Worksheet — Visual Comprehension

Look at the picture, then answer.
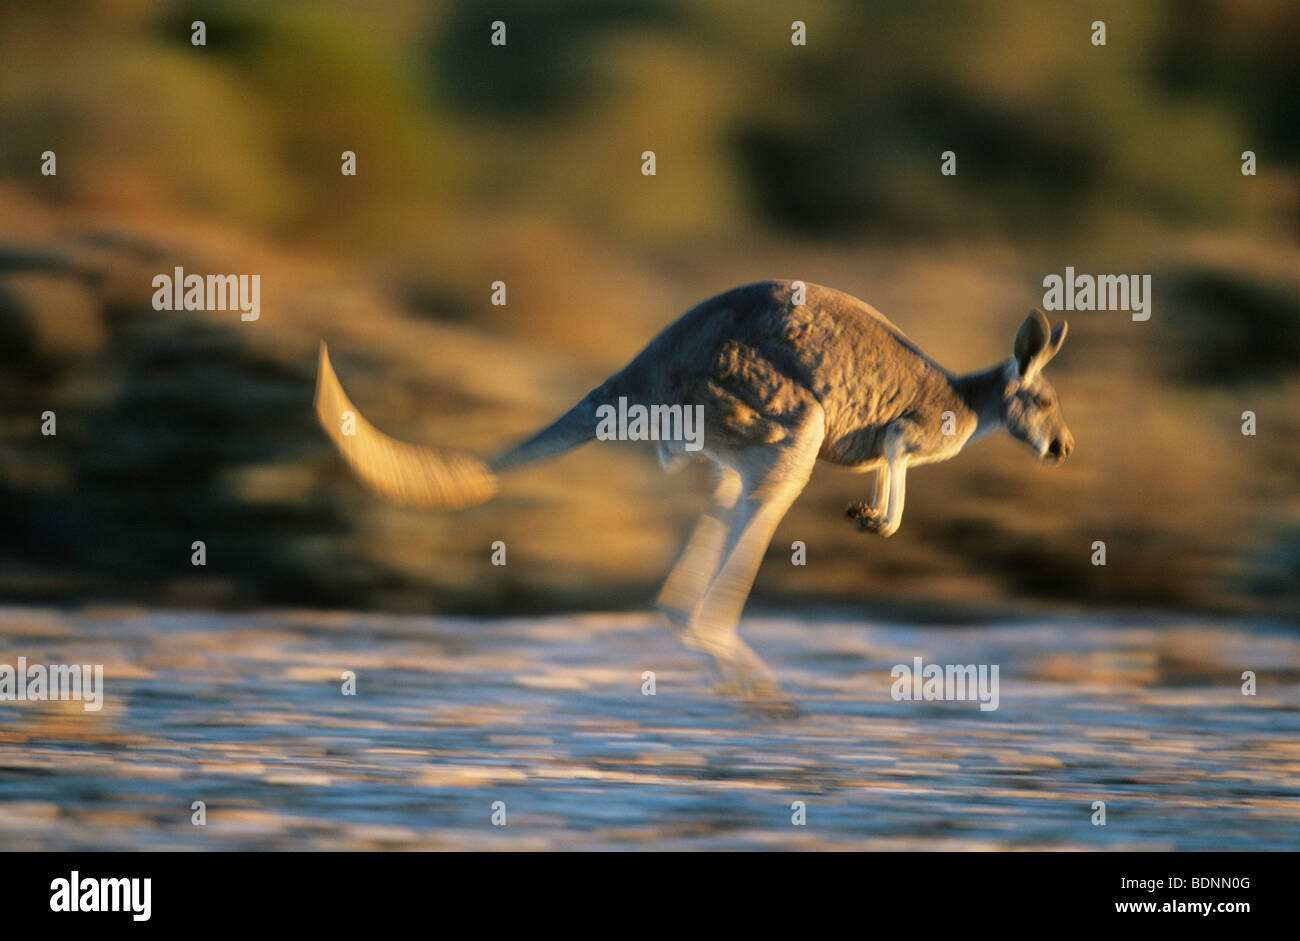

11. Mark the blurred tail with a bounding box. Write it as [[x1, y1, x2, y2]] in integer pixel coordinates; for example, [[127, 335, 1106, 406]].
[[488, 388, 605, 474], [314, 342, 498, 509]]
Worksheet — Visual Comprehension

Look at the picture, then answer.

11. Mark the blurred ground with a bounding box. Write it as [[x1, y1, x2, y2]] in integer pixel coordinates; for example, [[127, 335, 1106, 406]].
[[0, 605, 1296, 851]]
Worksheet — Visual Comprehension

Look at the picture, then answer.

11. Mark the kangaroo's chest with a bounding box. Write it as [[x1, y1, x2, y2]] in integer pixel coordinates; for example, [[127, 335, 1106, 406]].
[[820, 416, 975, 469]]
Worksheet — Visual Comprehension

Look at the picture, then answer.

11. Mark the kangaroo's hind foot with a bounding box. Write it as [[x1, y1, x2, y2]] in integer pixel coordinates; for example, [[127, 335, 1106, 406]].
[[658, 607, 795, 713]]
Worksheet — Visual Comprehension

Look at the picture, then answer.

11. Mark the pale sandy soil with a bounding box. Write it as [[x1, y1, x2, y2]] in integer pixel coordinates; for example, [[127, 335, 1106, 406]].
[[0, 606, 1297, 850]]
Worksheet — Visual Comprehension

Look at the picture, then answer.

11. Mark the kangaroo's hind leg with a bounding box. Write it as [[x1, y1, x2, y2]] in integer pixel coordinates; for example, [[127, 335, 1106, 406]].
[[656, 463, 743, 631], [685, 409, 825, 707]]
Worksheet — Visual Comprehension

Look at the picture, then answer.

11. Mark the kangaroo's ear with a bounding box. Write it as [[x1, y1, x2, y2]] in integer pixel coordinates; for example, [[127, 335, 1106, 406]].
[[1013, 308, 1051, 377], [1044, 319, 1068, 363]]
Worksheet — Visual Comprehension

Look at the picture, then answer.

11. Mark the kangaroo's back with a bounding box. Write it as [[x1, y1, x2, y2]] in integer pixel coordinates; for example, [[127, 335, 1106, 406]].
[[610, 281, 952, 457]]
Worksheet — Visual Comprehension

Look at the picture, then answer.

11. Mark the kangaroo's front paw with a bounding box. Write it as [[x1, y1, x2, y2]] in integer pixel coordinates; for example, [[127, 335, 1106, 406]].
[[845, 501, 887, 534]]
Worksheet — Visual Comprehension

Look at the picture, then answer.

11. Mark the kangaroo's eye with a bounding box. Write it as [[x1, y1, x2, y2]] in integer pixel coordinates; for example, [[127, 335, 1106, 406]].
[[1034, 395, 1054, 409]]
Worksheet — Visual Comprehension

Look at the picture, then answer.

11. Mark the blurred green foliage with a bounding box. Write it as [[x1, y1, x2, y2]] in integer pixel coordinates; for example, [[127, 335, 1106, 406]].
[[4, 0, 1295, 245]]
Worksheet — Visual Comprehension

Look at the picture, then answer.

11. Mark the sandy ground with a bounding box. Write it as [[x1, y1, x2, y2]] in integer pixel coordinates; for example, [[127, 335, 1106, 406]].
[[0, 605, 1297, 850]]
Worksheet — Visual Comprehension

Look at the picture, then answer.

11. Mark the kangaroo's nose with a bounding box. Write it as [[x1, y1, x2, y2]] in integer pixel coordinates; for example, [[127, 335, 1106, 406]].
[[1048, 437, 1073, 460]]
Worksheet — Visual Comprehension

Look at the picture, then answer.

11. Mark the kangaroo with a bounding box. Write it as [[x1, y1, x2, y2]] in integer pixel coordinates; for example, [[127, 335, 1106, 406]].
[[315, 280, 1073, 709]]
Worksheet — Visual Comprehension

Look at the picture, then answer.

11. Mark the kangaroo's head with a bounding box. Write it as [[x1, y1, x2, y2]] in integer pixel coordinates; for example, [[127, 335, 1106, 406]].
[[1002, 308, 1073, 464]]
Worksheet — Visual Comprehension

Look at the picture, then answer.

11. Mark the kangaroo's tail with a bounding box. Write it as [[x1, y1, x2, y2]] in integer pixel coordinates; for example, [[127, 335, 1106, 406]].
[[315, 342, 613, 509], [315, 342, 498, 509], [487, 386, 607, 475]]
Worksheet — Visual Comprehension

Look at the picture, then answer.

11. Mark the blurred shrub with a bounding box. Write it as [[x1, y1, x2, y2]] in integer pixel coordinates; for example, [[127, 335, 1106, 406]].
[[1156, 267, 1300, 386]]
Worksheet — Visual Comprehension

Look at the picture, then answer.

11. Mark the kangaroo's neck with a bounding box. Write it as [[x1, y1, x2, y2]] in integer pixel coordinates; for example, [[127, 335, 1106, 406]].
[[950, 361, 1008, 443]]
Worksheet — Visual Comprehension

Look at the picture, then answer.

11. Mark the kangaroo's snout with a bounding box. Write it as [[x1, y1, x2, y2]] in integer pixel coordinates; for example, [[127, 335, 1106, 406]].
[[1045, 430, 1074, 463]]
